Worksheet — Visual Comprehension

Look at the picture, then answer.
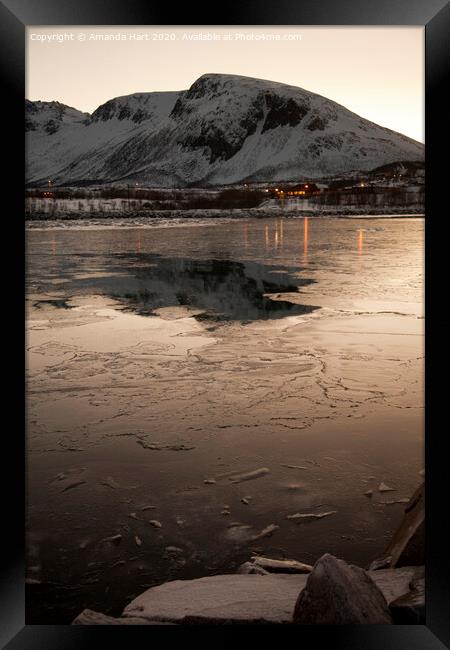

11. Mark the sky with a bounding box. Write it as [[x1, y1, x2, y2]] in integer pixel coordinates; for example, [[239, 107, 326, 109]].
[[26, 26, 424, 142]]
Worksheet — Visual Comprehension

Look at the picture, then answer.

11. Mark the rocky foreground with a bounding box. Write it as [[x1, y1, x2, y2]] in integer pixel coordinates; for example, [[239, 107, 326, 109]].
[[72, 482, 424, 625]]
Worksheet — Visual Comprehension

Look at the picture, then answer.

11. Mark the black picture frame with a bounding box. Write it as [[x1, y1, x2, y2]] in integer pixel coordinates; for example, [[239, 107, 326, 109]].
[[1, 0, 449, 647]]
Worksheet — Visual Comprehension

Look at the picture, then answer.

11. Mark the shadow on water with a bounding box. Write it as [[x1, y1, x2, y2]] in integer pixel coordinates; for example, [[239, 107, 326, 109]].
[[108, 254, 320, 323]]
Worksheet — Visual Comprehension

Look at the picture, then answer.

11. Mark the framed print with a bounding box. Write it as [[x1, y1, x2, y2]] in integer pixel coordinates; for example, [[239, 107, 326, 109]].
[[1, 0, 449, 647]]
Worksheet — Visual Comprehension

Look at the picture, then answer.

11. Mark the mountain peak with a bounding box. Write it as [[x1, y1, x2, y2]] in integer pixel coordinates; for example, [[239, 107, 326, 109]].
[[25, 100, 89, 134], [187, 72, 307, 97]]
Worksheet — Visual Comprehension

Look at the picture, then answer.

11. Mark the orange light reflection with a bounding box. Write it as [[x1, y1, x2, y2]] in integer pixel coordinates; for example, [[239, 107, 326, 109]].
[[358, 229, 364, 255], [303, 217, 309, 263]]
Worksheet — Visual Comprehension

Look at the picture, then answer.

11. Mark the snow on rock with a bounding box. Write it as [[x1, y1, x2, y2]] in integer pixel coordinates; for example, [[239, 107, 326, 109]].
[[26, 73, 424, 187]]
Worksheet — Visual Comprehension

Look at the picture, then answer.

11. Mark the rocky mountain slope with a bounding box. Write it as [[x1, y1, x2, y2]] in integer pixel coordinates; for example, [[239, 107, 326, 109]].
[[26, 74, 424, 187]]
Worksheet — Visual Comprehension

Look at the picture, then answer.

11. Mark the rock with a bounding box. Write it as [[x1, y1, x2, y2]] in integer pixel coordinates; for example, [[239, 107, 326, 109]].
[[281, 464, 308, 470], [368, 566, 423, 604], [123, 574, 308, 623], [364, 490, 373, 497], [72, 609, 173, 625], [135, 536, 142, 546], [203, 479, 216, 485], [149, 520, 162, 528], [369, 556, 392, 571], [369, 482, 424, 570], [237, 562, 269, 575], [293, 554, 392, 624], [411, 569, 425, 585], [120, 566, 419, 625], [286, 511, 336, 523], [228, 468, 270, 483], [389, 575, 425, 624], [378, 482, 395, 492], [241, 498, 250, 505], [250, 556, 313, 574]]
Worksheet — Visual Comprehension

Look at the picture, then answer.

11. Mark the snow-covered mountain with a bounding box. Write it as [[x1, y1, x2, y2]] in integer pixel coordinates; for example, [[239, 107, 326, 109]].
[[26, 74, 424, 187]]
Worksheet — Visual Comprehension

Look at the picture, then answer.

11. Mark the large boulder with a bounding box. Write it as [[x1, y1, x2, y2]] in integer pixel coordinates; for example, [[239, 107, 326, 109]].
[[369, 482, 424, 570], [293, 554, 392, 624]]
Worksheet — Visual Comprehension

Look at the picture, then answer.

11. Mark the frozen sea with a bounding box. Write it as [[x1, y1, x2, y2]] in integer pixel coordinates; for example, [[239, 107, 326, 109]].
[[25, 215, 424, 622]]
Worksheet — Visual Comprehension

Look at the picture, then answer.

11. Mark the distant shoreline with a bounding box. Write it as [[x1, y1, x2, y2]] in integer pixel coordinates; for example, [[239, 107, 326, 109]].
[[25, 209, 425, 223]]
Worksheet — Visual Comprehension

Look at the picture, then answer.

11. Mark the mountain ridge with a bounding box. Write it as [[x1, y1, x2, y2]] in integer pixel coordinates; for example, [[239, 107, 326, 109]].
[[26, 73, 424, 187]]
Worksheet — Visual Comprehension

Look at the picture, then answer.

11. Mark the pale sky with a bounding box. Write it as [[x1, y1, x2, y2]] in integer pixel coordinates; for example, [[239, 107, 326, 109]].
[[26, 26, 424, 142]]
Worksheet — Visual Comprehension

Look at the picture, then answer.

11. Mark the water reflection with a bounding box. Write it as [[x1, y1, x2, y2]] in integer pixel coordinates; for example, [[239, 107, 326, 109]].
[[243, 224, 249, 248], [358, 229, 364, 255], [263, 220, 285, 250], [109, 255, 318, 323], [303, 217, 309, 263]]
